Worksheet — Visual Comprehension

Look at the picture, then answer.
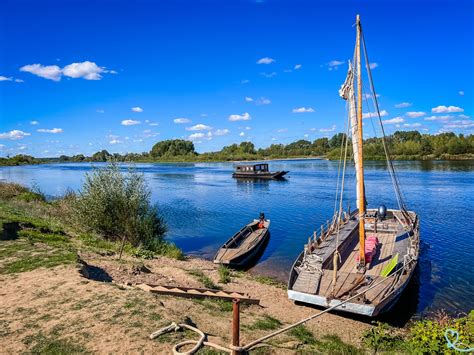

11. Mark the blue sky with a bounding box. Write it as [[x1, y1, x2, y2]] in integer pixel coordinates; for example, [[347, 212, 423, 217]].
[[0, 0, 472, 157]]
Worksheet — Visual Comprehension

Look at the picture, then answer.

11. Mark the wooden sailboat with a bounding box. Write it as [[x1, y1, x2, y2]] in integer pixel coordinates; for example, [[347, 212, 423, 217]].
[[287, 15, 420, 317]]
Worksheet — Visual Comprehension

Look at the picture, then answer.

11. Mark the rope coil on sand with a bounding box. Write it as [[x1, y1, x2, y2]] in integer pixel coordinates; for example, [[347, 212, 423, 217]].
[[149, 262, 412, 354]]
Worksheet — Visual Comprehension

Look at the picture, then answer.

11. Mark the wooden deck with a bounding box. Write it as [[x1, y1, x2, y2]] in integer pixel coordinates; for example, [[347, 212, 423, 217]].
[[291, 215, 411, 305]]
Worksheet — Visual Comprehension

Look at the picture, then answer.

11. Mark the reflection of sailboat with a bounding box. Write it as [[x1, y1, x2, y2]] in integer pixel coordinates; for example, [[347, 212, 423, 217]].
[[287, 15, 420, 317]]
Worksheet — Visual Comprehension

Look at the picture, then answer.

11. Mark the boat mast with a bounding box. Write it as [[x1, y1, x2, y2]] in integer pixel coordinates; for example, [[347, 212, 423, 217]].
[[356, 14, 366, 268]]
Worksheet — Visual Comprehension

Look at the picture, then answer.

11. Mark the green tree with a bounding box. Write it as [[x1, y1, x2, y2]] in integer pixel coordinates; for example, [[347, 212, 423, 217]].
[[150, 139, 196, 158]]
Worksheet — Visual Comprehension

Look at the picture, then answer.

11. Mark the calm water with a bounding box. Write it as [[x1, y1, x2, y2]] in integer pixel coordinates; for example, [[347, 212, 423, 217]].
[[1, 160, 473, 316]]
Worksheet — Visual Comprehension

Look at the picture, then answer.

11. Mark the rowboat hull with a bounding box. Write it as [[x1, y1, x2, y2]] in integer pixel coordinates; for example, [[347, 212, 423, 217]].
[[214, 219, 270, 267]]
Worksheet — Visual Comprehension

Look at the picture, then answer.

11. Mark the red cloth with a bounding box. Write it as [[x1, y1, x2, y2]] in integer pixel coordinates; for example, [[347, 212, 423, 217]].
[[356, 236, 379, 263]]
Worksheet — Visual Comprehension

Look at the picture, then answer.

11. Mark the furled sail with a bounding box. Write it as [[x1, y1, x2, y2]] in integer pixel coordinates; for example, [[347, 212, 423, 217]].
[[339, 62, 361, 210]]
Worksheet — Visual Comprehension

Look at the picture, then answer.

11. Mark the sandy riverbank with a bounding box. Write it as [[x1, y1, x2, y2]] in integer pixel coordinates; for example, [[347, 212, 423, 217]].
[[0, 251, 370, 353]]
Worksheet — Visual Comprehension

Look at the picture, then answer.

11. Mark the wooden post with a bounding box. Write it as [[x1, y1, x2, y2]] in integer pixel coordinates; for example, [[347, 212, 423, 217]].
[[232, 299, 240, 355], [321, 225, 324, 241]]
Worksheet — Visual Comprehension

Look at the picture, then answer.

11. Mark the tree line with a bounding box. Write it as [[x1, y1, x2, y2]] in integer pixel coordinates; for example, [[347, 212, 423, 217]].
[[1, 131, 473, 166]]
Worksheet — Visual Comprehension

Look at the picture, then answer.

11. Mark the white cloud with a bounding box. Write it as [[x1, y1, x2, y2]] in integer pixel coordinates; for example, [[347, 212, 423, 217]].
[[369, 63, 378, 69], [15, 79, 24, 83], [189, 132, 205, 140], [245, 97, 254, 102], [37, 128, 63, 133], [96, 109, 105, 113], [257, 97, 271, 105], [186, 124, 212, 131], [292, 107, 315, 113], [328, 60, 344, 67], [62, 61, 107, 80], [241, 79, 250, 84], [0, 130, 31, 140], [149, 122, 159, 126], [294, 64, 302, 70], [382, 117, 404, 124], [174, 117, 191, 124], [0, 76, 12, 81], [20, 61, 114, 81], [431, 105, 464, 113], [406, 111, 426, 118], [320, 125, 336, 132], [362, 110, 389, 119], [109, 139, 122, 144], [458, 114, 470, 119], [228, 112, 251, 121], [403, 123, 422, 128], [260, 72, 277, 78], [121, 119, 141, 126], [395, 102, 412, 108], [257, 57, 275, 64], [245, 126, 251, 130], [214, 129, 230, 136], [441, 120, 474, 130], [424, 115, 453, 121], [363, 93, 381, 99], [30, 120, 39, 125], [239, 132, 245, 137], [20, 64, 62, 81], [459, 91, 464, 96], [326, 60, 344, 70], [131, 106, 143, 113], [277, 128, 288, 133]]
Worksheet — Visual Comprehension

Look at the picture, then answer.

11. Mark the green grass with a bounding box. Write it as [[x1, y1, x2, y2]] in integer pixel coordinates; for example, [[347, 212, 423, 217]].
[[253, 275, 286, 289], [24, 333, 88, 354], [18, 229, 70, 247], [0, 251, 77, 274], [217, 265, 231, 284], [289, 325, 317, 345], [248, 315, 282, 330], [188, 269, 221, 290], [193, 298, 233, 313]]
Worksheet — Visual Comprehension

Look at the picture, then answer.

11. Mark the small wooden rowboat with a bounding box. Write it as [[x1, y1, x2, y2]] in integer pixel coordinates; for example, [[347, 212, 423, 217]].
[[214, 217, 270, 267]]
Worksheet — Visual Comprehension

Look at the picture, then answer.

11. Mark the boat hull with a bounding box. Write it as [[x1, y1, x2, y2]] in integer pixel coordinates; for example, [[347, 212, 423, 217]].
[[214, 220, 271, 267], [215, 230, 270, 267], [232, 171, 288, 179]]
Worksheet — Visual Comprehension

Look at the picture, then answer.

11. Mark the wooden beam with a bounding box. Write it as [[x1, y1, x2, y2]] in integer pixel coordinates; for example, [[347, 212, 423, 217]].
[[137, 284, 260, 305]]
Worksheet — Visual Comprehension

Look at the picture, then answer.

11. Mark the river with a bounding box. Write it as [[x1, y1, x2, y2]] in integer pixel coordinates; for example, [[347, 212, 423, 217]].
[[1, 159, 473, 317]]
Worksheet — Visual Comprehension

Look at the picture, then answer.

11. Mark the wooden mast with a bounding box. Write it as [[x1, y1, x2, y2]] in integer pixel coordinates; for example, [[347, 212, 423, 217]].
[[356, 14, 366, 267]]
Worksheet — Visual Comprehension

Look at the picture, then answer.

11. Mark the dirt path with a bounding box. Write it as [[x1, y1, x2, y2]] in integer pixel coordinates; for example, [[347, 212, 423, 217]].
[[0, 253, 370, 353]]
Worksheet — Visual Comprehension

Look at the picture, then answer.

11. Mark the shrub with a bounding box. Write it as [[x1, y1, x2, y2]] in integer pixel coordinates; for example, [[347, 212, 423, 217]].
[[0, 182, 28, 200], [72, 162, 168, 258], [218, 265, 231, 284]]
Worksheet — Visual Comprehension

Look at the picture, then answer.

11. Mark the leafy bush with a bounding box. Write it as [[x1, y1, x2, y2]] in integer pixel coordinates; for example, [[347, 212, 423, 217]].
[[362, 312, 474, 354], [407, 311, 473, 353], [72, 162, 168, 257], [362, 322, 404, 352]]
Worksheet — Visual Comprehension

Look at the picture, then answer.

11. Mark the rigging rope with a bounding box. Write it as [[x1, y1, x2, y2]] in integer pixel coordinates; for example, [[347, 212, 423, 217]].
[[360, 24, 409, 215]]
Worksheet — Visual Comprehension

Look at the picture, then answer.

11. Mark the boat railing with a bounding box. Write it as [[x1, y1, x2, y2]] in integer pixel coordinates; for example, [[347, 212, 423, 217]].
[[305, 210, 352, 252]]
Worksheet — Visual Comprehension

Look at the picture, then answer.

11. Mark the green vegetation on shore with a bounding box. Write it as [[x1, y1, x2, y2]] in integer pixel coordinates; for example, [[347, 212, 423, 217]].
[[1, 131, 473, 166], [0, 163, 183, 268]]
